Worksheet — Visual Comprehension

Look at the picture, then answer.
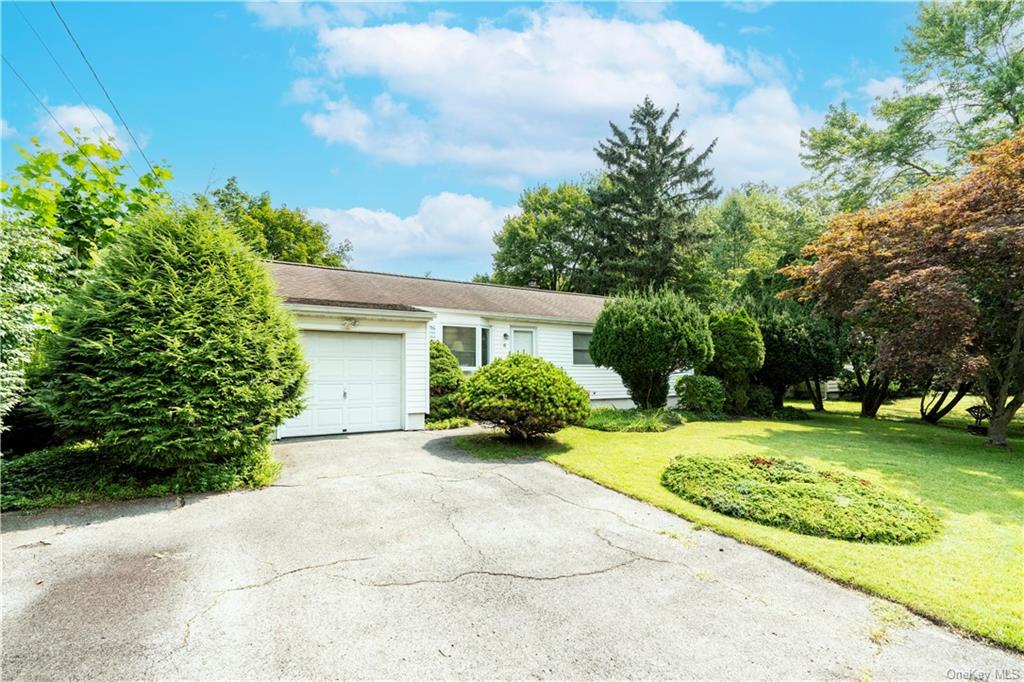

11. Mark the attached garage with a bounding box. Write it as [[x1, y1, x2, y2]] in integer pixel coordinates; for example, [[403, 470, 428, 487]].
[[279, 332, 404, 438]]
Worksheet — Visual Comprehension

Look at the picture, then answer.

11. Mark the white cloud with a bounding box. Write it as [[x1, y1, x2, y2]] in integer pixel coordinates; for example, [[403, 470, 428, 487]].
[[256, 3, 818, 189], [295, 6, 755, 179], [34, 104, 131, 152], [861, 76, 905, 100], [1, 118, 17, 139], [739, 25, 772, 34], [690, 86, 816, 188], [308, 192, 518, 269]]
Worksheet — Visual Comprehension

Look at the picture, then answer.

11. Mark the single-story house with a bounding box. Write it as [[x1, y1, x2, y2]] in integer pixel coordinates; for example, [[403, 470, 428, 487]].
[[268, 261, 638, 438]]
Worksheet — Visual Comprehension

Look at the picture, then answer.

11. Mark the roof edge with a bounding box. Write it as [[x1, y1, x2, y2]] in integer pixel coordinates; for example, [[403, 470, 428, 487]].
[[264, 260, 609, 301]]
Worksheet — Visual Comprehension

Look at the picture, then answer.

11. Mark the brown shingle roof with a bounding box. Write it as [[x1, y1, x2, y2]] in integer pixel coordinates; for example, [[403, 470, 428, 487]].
[[267, 261, 608, 322]]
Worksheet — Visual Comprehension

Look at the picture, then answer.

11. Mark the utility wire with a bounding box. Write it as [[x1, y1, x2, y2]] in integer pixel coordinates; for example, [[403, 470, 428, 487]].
[[2, 55, 111, 180], [48, 0, 157, 176], [14, 4, 141, 180]]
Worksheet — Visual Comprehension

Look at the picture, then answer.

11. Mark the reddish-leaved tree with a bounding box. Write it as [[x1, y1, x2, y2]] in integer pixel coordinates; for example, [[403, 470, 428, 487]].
[[788, 131, 1023, 445]]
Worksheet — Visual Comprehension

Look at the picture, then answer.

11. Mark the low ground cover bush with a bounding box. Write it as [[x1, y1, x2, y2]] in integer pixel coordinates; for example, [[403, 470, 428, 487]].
[[459, 354, 589, 440], [0, 442, 279, 511], [674, 375, 727, 414], [585, 408, 685, 433], [661, 454, 941, 544], [428, 340, 465, 422], [425, 416, 473, 431]]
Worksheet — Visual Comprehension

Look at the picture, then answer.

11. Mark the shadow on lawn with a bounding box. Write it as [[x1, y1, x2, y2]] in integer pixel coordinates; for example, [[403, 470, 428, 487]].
[[720, 412, 1024, 524], [426, 430, 571, 463]]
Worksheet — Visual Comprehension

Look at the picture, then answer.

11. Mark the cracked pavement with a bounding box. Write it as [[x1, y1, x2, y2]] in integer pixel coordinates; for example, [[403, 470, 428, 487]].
[[3, 428, 1020, 680]]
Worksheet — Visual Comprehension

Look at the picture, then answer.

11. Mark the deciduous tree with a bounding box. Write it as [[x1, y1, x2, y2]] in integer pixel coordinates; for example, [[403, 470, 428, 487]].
[[489, 183, 598, 292], [199, 177, 352, 267], [800, 0, 1023, 210], [788, 131, 1023, 444]]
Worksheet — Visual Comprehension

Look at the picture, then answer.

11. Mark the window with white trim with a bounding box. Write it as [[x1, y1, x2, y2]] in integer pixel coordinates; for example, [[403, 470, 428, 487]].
[[443, 326, 477, 367], [573, 332, 594, 365]]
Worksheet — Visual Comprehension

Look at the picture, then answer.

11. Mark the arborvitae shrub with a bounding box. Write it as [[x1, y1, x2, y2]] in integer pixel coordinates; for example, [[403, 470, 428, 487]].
[[37, 207, 306, 469], [428, 340, 465, 421]]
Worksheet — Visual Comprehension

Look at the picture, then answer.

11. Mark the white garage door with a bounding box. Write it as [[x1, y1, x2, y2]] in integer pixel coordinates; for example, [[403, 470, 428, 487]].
[[279, 332, 403, 438]]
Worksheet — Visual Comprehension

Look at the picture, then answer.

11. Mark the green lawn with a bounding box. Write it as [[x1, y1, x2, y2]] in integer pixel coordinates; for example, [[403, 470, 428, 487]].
[[454, 398, 1024, 650]]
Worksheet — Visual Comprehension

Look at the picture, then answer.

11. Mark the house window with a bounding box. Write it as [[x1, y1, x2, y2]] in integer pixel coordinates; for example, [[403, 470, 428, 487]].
[[481, 327, 490, 365], [573, 332, 594, 365], [443, 326, 477, 367]]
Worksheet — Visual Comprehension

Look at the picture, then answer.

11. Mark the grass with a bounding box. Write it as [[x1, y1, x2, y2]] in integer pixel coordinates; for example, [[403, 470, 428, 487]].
[[585, 407, 685, 432], [454, 397, 1024, 650], [1, 442, 281, 511]]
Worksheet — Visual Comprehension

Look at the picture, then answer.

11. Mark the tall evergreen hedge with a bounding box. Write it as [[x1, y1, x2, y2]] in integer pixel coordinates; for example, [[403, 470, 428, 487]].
[[37, 207, 307, 469]]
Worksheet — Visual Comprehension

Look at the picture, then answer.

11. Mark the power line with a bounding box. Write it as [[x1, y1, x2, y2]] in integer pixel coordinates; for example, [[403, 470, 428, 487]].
[[48, 0, 157, 176], [2, 55, 110, 181], [14, 4, 141, 180]]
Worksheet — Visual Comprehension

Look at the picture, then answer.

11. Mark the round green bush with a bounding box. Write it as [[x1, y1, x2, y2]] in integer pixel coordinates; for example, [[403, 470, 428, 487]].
[[458, 354, 589, 440], [661, 454, 941, 544], [428, 340, 465, 421], [705, 309, 765, 414], [746, 385, 775, 417], [590, 289, 713, 409], [37, 207, 306, 469], [674, 375, 727, 414]]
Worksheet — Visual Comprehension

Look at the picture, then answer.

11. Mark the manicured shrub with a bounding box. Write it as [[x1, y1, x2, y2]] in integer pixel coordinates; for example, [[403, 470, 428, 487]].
[[425, 416, 473, 431], [674, 375, 727, 414], [458, 354, 589, 440], [705, 309, 765, 414], [746, 385, 775, 417], [661, 454, 941, 544], [590, 289, 713, 409], [428, 340, 465, 422], [36, 207, 306, 470], [585, 408, 685, 433]]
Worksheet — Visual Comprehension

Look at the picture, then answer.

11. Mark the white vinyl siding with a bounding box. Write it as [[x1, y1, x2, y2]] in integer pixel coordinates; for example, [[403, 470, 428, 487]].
[[534, 324, 630, 401]]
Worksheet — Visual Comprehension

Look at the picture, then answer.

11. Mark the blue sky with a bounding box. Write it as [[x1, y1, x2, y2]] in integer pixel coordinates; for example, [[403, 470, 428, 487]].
[[2, 1, 918, 279]]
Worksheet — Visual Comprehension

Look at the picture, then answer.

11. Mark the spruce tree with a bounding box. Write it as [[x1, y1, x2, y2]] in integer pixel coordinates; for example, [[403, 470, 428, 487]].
[[589, 97, 720, 294]]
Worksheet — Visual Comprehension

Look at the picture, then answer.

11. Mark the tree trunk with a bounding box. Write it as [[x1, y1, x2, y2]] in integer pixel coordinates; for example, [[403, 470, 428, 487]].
[[920, 382, 971, 424], [770, 385, 785, 409], [804, 379, 825, 411], [860, 373, 889, 418], [987, 392, 1023, 447]]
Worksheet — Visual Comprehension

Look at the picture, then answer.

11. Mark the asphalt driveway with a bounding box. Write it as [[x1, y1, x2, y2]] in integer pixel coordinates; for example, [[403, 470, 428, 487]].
[[3, 429, 1020, 680]]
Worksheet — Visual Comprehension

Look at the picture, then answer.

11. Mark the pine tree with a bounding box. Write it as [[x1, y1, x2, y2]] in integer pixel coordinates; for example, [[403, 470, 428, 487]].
[[589, 97, 720, 294]]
